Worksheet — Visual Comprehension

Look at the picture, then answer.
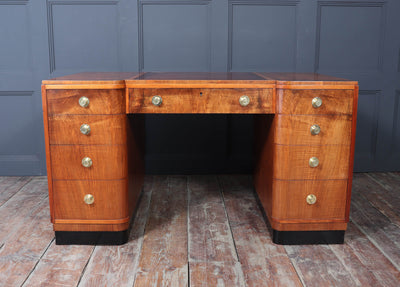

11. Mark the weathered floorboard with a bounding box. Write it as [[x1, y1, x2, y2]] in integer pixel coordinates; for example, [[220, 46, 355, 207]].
[[350, 190, 400, 270], [352, 173, 400, 226], [0, 177, 32, 207], [134, 176, 188, 287], [0, 177, 48, 242], [0, 178, 53, 286], [219, 175, 302, 287], [188, 175, 244, 286], [22, 242, 94, 287], [330, 222, 400, 287], [190, 262, 245, 287], [284, 243, 358, 286]]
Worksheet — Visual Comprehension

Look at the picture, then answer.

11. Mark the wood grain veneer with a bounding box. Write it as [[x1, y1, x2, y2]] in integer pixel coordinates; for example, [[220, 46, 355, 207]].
[[129, 88, 274, 114], [47, 89, 125, 115], [41, 85, 54, 223], [50, 145, 127, 180], [273, 144, 350, 180], [53, 222, 130, 232], [274, 114, 352, 145], [271, 179, 348, 220], [48, 114, 126, 145], [53, 180, 128, 220], [277, 89, 353, 115]]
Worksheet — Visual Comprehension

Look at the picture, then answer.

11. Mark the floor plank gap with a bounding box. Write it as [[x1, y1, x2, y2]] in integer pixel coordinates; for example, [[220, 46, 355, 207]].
[[20, 237, 55, 287], [75, 246, 96, 286], [217, 176, 241, 263]]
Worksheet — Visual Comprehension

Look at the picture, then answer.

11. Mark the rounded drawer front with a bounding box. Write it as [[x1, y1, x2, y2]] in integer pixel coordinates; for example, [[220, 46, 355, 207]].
[[271, 179, 347, 220], [46, 89, 125, 115], [52, 180, 128, 220], [48, 115, 127, 145], [277, 89, 353, 115], [50, 145, 127, 180], [273, 145, 350, 180], [274, 115, 352, 145], [129, 88, 274, 114]]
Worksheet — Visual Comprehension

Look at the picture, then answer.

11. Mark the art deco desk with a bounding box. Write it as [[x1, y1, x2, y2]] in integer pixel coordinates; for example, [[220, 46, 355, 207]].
[[42, 72, 358, 245]]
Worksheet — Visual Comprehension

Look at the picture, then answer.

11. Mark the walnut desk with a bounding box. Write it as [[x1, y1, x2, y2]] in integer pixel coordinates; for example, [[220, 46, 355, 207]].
[[42, 72, 358, 245]]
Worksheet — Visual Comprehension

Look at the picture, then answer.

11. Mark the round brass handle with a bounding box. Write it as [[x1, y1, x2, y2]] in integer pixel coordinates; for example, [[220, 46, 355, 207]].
[[309, 157, 319, 168], [239, 95, 250, 107], [312, 97, 322, 108], [306, 194, 317, 205], [81, 157, 92, 168], [310, 124, 321, 135], [84, 194, 94, 205], [80, 124, 91, 135], [152, 95, 162, 106], [79, 96, 90, 108]]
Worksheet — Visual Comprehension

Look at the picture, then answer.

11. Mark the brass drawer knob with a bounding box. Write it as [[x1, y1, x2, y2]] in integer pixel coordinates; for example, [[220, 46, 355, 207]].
[[306, 194, 317, 205], [239, 95, 250, 107], [80, 124, 91, 135], [79, 96, 90, 108], [309, 157, 319, 167], [310, 124, 321, 135], [312, 97, 322, 108], [81, 157, 92, 168], [152, 95, 162, 106], [84, 194, 94, 205]]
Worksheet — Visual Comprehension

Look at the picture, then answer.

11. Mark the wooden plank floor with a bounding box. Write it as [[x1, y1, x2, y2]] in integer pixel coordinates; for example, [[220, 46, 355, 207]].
[[0, 173, 400, 286]]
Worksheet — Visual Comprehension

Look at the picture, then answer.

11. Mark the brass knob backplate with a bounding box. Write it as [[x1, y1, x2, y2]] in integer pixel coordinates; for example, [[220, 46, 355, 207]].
[[306, 194, 317, 205], [84, 194, 94, 205], [239, 95, 250, 107], [80, 124, 91, 135], [309, 157, 319, 168], [152, 95, 162, 106], [79, 96, 90, 108], [310, 124, 321, 135], [311, 97, 322, 108], [81, 157, 92, 168]]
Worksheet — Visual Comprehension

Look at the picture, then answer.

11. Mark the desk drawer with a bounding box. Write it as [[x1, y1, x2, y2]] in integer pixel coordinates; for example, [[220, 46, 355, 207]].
[[271, 179, 347, 220], [53, 180, 128, 220], [51, 145, 127, 180], [274, 145, 350, 180], [49, 115, 126, 145], [129, 88, 273, 113], [46, 89, 125, 115], [274, 115, 352, 145], [277, 89, 353, 115]]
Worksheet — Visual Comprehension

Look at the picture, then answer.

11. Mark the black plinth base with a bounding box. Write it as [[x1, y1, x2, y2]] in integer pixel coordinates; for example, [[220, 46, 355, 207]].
[[272, 230, 345, 245], [55, 230, 129, 245]]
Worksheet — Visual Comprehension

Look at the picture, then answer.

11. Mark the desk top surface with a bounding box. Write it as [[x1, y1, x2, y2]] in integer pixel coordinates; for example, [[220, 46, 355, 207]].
[[43, 72, 357, 87]]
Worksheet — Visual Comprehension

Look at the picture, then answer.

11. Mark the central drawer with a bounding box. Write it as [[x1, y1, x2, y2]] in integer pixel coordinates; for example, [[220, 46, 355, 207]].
[[129, 88, 274, 113]]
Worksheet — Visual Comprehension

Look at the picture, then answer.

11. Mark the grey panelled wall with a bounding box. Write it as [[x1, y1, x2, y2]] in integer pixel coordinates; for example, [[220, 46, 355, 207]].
[[0, 0, 399, 175]]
